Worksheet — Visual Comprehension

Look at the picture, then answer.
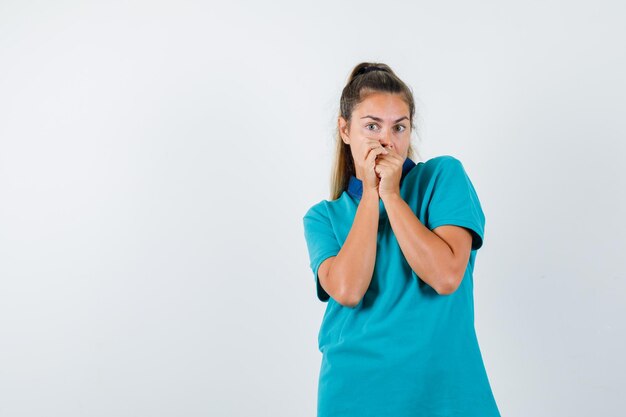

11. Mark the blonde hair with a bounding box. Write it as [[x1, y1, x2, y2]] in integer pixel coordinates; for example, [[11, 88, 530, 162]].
[[330, 62, 421, 200]]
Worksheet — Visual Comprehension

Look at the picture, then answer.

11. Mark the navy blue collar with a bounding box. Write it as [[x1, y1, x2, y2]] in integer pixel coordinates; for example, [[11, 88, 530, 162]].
[[346, 157, 417, 200]]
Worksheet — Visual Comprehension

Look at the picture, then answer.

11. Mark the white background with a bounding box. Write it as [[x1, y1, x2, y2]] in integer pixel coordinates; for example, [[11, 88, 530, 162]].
[[1, 1, 625, 416]]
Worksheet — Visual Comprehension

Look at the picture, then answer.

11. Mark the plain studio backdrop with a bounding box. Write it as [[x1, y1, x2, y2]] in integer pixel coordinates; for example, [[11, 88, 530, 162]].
[[1, 1, 625, 416]]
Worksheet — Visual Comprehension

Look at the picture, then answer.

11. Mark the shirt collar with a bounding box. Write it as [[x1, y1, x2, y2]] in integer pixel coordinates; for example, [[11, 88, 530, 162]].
[[347, 157, 417, 200]]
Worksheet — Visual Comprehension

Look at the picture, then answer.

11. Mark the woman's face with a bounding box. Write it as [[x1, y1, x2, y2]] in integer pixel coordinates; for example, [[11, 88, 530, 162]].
[[339, 92, 411, 161]]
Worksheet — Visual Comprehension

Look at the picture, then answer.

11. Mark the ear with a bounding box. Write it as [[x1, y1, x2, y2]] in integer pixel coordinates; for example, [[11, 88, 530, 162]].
[[338, 116, 350, 144]]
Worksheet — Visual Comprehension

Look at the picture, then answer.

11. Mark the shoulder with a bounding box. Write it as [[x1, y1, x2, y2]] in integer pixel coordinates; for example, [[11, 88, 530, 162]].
[[423, 154, 463, 170], [421, 154, 467, 179], [303, 193, 346, 220], [303, 191, 355, 227], [303, 199, 330, 221]]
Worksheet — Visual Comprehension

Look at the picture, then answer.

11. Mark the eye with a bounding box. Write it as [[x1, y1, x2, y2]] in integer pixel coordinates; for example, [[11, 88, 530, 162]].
[[395, 125, 406, 132], [366, 123, 379, 131]]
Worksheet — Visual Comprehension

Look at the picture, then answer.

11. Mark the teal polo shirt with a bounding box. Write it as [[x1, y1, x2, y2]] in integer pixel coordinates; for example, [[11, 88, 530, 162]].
[[302, 155, 501, 417]]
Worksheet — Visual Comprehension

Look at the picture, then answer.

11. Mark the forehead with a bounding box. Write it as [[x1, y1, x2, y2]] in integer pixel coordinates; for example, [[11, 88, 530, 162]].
[[353, 92, 409, 119]]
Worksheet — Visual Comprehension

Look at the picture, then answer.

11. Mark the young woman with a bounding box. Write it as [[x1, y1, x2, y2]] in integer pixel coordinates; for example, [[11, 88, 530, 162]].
[[302, 62, 501, 417]]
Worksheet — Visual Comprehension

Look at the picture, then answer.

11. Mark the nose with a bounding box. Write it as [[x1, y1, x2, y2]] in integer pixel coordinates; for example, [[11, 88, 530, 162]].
[[380, 130, 393, 148]]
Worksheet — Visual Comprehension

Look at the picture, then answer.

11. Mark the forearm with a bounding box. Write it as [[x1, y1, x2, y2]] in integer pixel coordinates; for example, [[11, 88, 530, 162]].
[[382, 193, 455, 293], [330, 190, 380, 306]]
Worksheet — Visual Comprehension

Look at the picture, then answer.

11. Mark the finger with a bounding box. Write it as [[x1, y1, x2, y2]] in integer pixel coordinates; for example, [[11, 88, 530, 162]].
[[374, 154, 400, 165], [382, 145, 401, 157], [379, 151, 402, 163], [365, 151, 381, 172], [374, 159, 393, 167], [367, 146, 388, 162], [365, 139, 389, 154]]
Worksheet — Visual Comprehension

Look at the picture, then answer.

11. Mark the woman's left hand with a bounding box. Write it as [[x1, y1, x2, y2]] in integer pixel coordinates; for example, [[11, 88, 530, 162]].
[[374, 145, 404, 200]]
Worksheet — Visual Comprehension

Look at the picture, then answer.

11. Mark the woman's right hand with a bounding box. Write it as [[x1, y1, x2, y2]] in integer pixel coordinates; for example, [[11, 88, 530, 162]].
[[357, 138, 389, 195]]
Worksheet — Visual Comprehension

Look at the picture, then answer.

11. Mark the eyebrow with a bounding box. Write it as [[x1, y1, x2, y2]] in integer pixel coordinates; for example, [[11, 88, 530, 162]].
[[360, 115, 409, 123]]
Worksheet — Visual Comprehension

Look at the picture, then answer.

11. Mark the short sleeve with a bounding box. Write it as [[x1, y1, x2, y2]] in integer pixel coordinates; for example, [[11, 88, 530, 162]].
[[303, 203, 341, 302], [426, 156, 486, 251]]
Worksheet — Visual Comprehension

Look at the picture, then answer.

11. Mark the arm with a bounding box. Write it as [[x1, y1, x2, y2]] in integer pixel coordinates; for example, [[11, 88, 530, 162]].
[[382, 193, 473, 295], [319, 189, 380, 307]]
